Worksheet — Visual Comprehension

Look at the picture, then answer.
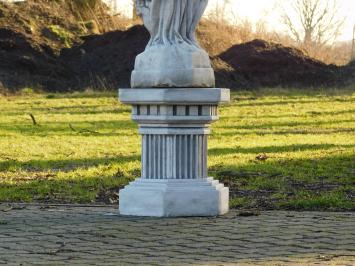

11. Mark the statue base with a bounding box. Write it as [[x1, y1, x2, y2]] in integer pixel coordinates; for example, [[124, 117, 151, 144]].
[[118, 88, 230, 217], [131, 45, 215, 88], [119, 178, 229, 217]]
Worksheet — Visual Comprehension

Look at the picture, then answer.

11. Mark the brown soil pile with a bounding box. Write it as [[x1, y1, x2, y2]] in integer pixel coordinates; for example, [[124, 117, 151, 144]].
[[61, 28, 350, 90], [0, 27, 73, 91], [0, 0, 83, 90], [0, 0, 126, 91], [218, 39, 344, 88], [0, 0, 353, 91], [60, 25, 149, 90]]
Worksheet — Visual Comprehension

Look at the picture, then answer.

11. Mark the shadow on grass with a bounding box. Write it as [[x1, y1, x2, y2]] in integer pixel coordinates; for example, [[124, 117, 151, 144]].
[[0, 152, 353, 210], [3, 107, 131, 117], [45, 92, 118, 99], [0, 154, 140, 172], [216, 128, 354, 136], [230, 97, 354, 107], [216, 119, 354, 130], [219, 109, 355, 120], [209, 153, 354, 211], [229, 87, 355, 97], [209, 144, 354, 156], [0, 120, 137, 136]]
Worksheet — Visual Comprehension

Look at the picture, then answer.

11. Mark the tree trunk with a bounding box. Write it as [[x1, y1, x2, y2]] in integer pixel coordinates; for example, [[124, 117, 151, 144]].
[[351, 24, 355, 61], [133, 0, 139, 20]]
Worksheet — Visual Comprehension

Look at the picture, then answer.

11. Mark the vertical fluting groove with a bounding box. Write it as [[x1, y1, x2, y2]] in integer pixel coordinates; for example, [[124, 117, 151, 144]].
[[197, 135, 202, 178], [154, 135, 158, 178], [155, 135, 158, 179], [149, 135, 152, 179], [183, 135, 186, 179], [194, 135, 200, 179], [151, 134, 154, 179], [157, 135, 160, 179], [191, 136, 194, 178], [196, 135, 199, 179], [152, 135, 155, 178], [167, 136, 171, 179], [170, 136, 174, 178], [162, 136, 166, 179], [184, 135, 188, 179], [201, 135, 204, 178], [190, 135, 193, 179], [145, 135, 148, 178], [147, 135, 150, 178], [166, 136, 169, 179], [152, 134, 155, 179], [175, 135, 179, 179], [173, 135, 177, 179], [160, 135, 163, 179], [141, 135, 144, 178], [199, 135, 203, 178], [178, 135, 182, 179], [203, 135, 208, 178], [162, 135, 165, 179], [168, 136, 170, 179], [203, 135, 205, 177], [142, 135, 146, 178]]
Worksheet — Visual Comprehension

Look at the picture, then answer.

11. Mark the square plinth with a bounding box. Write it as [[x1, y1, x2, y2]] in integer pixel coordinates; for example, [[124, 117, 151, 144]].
[[119, 178, 229, 217], [119, 88, 230, 105]]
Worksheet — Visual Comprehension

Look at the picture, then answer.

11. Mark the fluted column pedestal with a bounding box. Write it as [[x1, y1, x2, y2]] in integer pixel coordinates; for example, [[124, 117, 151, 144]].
[[119, 88, 230, 217]]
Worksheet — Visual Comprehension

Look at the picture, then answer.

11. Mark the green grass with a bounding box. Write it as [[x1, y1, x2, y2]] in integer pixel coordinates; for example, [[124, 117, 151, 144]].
[[0, 88, 354, 210]]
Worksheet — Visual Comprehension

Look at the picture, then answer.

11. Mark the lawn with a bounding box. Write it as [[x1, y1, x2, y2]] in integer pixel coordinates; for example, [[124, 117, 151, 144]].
[[0, 88, 354, 211]]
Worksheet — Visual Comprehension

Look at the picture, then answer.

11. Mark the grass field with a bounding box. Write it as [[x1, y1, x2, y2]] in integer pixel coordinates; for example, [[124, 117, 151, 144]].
[[0, 89, 354, 211]]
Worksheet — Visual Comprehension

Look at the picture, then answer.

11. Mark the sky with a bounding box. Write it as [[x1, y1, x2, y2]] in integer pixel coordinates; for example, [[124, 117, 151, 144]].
[[206, 0, 355, 41], [107, 0, 355, 41]]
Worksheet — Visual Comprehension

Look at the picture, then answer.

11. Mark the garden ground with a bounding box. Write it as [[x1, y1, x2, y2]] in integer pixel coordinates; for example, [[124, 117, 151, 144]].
[[0, 88, 354, 211], [0, 206, 354, 265]]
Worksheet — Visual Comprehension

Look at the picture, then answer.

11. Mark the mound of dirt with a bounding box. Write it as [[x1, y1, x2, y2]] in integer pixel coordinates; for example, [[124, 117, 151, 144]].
[[62, 30, 348, 90], [58, 25, 250, 89], [218, 39, 343, 88], [0, 0, 125, 91], [0, 27, 73, 90], [60, 25, 149, 89], [0, 0, 84, 90]]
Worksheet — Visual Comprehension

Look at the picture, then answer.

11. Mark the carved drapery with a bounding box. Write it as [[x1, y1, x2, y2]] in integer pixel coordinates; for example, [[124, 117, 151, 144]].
[[136, 0, 208, 48]]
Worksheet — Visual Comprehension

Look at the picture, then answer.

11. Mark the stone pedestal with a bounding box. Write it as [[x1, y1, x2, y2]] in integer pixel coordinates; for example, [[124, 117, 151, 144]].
[[119, 88, 230, 217]]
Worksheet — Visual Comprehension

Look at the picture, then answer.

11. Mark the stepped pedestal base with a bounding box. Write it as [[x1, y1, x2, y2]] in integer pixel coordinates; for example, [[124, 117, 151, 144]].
[[119, 178, 229, 217], [119, 88, 230, 217]]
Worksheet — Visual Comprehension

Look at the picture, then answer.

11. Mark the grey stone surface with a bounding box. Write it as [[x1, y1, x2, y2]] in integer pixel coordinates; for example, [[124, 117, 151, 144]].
[[119, 178, 229, 217], [119, 88, 230, 104], [131, 0, 215, 88], [0, 205, 354, 265]]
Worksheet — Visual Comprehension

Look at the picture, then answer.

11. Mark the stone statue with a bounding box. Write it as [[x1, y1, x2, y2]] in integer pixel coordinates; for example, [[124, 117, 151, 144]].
[[119, 0, 230, 217], [132, 0, 215, 88]]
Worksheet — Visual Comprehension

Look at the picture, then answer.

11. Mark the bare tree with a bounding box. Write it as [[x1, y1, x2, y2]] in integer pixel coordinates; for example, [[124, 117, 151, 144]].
[[281, 0, 345, 48], [132, 0, 138, 20], [207, 0, 232, 25], [352, 24, 355, 61]]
